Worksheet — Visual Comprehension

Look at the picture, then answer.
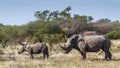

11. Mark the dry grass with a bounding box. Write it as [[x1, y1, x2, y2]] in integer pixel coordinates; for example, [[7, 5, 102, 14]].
[[0, 40, 120, 68]]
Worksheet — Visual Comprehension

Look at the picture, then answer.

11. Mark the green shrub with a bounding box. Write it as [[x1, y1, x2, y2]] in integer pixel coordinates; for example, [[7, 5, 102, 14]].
[[106, 30, 120, 39]]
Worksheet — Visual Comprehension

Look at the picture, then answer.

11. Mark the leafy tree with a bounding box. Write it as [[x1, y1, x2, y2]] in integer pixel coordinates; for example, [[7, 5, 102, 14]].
[[64, 6, 71, 14], [96, 18, 111, 23], [0, 23, 4, 26], [60, 6, 71, 19], [34, 10, 50, 21], [73, 15, 93, 23], [73, 14, 81, 19], [59, 19, 88, 37], [48, 11, 60, 21], [87, 16, 93, 23]]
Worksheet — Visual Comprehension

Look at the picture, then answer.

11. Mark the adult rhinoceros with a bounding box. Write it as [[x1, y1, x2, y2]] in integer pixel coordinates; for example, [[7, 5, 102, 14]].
[[18, 42, 49, 59], [60, 34, 112, 60]]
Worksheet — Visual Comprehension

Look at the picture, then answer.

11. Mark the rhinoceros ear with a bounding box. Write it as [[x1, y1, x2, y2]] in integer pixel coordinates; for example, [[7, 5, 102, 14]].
[[64, 35, 68, 39], [68, 34, 78, 44]]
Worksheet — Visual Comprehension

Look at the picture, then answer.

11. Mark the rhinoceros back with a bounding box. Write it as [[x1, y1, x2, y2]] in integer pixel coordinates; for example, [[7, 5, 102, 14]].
[[26, 43, 46, 54], [84, 35, 105, 52]]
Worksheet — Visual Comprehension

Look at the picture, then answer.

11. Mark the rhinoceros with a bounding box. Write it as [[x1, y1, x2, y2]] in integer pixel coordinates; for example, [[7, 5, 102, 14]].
[[18, 42, 49, 59], [60, 34, 112, 60]]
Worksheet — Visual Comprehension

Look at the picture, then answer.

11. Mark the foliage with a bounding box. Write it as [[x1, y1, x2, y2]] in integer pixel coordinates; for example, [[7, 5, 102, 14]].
[[73, 15, 93, 23], [0, 6, 120, 48], [96, 18, 111, 23], [89, 23, 120, 34], [0, 21, 65, 48], [58, 19, 88, 37], [106, 31, 120, 39], [106, 26, 120, 39]]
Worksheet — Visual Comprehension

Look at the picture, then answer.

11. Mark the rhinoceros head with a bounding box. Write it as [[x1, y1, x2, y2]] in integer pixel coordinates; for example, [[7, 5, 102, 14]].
[[18, 42, 27, 54], [60, 34, 81, 53]]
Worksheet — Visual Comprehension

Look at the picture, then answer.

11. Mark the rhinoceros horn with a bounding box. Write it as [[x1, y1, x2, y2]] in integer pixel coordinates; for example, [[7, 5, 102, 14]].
[[59, 44, 68, 50], [19, 41, 26, 46], [59, 44, 73, 54]]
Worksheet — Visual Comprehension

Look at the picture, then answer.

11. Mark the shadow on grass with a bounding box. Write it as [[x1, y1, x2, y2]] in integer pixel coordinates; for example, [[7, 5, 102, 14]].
[[111, 58, 120, 61], [86, 58, 120, 61]]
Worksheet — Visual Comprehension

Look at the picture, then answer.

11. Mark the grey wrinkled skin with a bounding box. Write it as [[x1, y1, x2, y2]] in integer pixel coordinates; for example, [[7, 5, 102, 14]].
[[60, 34, 112, 60], [18, 42, 49, 59]]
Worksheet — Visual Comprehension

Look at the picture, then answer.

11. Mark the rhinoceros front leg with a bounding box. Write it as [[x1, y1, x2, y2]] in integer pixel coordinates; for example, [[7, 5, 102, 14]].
[[75, 47, 86, 60], [80, 50, 86, 60], [42, 51, 49, 59], [30, 54, 34, 59], [45, 50, 49, 58], [42, 47, 49, 59], [42, 53, 45, 59], [28, 48, 34, 59], [77, 43, 86, 60]]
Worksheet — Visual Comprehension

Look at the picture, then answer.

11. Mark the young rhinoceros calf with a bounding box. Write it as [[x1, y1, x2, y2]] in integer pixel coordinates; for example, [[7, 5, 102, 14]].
[[18, 42, 49, 59]]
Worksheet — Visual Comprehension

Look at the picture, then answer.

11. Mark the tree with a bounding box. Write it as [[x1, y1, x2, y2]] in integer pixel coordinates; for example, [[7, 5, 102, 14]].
[[73, 14, 81, 19], [0, 23, 4, 26], [63, 6, 71, 14], [87, 16, 93, 23], [42, 10, 50, 20], [34, 10, 50, 21], [112, 20, 120, 23], [59, 19, 88, 37], [60, 6, 71, 19], [48, 11, 60, 21], [96, 18, 111, 23], [79, 15, 87, 22], [73, 15, 93, 23]]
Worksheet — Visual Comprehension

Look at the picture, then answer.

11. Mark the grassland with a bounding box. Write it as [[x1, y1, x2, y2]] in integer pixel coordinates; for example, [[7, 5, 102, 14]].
[[0, 40, 120, 68]]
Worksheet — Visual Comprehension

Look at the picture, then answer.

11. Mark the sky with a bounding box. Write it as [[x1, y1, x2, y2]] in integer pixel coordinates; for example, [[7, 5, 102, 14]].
[[0, 0, 120, 25]]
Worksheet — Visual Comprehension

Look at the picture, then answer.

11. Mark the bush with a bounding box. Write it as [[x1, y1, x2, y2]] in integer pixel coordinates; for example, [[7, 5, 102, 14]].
[[89, 23, 115, 34], [106, 30, 120, 39], [106, 26, 120, 39], [59, 19, 88, 37]]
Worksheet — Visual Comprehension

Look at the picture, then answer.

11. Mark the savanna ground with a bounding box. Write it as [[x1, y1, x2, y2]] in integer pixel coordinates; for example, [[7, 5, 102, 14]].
[[0, 40, 120, 68]]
